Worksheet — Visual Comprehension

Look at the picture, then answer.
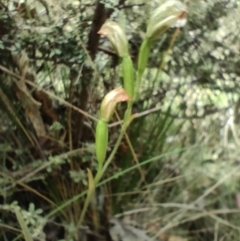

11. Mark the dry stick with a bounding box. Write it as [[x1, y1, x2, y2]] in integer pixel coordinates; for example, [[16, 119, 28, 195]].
[[109, 105, 163, 127], [0, 65, 166, 128], [0, 65, 98, 122], [146, 175, 184, 188], [181, 209, 240, 231], [67, 68, 83, 171], [108, 176, 184, 197], [114, 111, 146, 183], [150, 207, 240, 238], [158, 28, 180, 74], [0, 223, 21, 233], [0, 88, 34, 145], [124, 110, 156, 209], [167, 210, 240, 233], [0, 171, 66, 219], [152, 163, 240, 240], [114, 112, 154, 206], [4, 148, 89, 191], [214, 221, 219, 241]]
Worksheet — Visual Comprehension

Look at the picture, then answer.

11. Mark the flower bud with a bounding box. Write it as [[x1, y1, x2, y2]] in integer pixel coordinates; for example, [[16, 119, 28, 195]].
[[100, 88, 131, 122], [146, 0, 187, 40], [98, 21, 129, 57]]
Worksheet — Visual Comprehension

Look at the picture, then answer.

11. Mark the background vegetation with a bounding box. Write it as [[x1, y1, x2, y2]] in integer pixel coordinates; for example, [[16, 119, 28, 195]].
[[1, 0, 240, 240]]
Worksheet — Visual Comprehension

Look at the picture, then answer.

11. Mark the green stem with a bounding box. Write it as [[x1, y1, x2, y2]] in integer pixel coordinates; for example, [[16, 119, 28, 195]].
[[94, 162, 103, 186], [122, 55, 135, 99], [135, 37, 152, 100], [77, 170, 95, 229]]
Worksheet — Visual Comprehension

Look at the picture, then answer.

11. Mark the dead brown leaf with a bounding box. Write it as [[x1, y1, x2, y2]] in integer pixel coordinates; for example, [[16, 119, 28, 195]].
[[13, 51, 47, 138], [168, 235, 188, 241]]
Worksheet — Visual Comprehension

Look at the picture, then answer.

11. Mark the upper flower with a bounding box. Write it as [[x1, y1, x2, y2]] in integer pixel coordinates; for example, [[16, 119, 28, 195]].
[[146, 0, 187, 40], [98, 21, 129, 57]]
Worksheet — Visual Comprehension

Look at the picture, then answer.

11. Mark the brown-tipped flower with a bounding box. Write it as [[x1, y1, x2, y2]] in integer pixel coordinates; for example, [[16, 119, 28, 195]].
[[100, 88, 131, 122], [98, 21, 129, 57], [146, 0, 187, 40]]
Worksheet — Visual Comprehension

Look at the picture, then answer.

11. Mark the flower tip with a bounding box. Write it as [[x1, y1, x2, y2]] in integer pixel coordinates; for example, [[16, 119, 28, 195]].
[[97, 30, 106, 36], [98, 21, 129, 57], [100, 88, 131, 122]]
